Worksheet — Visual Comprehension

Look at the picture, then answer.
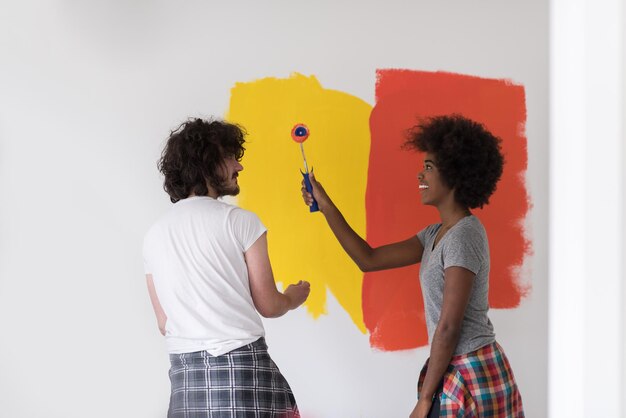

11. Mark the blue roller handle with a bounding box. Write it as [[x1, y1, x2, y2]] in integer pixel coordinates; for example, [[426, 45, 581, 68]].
[[302, 171, 319, 212]]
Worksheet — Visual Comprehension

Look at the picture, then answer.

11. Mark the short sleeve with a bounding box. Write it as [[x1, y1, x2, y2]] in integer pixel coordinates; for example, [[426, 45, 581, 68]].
[[142, 235, 152, 275], [228, 208, 268, 252], [442, 226, 485, 275], [416, 226, 429, 246], [417, 224, 439, 248], [143, 257, 152, 275]]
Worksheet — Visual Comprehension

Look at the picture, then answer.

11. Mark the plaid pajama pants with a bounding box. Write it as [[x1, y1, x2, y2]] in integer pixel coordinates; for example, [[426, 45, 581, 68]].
[[168, 338, 300, 418]]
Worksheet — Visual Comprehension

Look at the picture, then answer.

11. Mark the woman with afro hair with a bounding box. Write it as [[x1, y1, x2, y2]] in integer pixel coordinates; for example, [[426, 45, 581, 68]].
[[302, 114, 524, 417]]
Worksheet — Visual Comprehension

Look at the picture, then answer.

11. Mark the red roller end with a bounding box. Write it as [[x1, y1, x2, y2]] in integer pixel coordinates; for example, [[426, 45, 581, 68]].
[[291, 123, 309, 143]]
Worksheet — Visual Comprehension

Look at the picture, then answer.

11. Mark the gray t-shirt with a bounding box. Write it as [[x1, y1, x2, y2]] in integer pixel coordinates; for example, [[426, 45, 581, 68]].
[[417, 215, 495, 355]]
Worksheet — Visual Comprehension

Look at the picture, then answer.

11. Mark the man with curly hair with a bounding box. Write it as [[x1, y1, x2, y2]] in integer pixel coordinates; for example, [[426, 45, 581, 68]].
[[144, 118, 309, 418], [302, 114, 524, 418]]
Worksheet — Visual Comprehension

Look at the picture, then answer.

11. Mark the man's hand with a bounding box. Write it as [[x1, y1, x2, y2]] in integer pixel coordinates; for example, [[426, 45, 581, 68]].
[[247, 235, 310, 318], [284, 280, 311, 309]]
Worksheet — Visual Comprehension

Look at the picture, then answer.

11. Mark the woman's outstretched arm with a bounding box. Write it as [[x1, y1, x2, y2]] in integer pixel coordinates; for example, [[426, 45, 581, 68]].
[[302, 172, 423, 272]]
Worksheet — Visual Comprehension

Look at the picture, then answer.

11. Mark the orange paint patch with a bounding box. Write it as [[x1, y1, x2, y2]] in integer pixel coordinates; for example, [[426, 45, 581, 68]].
[[363, 70, 530, 351]]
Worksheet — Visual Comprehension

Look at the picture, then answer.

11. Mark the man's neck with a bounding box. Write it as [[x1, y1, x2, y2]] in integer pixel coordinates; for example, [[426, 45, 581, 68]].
[[189, 184, 220, 199]]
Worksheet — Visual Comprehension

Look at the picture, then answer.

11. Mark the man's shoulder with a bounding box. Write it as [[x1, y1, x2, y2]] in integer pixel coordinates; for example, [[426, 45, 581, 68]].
[[175, 197, 234, 215], [226, 205, 262, 225]]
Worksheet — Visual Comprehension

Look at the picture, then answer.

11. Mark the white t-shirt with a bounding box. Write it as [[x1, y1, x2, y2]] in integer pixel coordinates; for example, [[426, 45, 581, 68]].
[[143, 196, 267, 356]]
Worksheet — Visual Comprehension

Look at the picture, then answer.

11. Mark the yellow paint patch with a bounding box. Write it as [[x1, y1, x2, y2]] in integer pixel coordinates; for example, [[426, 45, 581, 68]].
[[227, 74, 371, 332]]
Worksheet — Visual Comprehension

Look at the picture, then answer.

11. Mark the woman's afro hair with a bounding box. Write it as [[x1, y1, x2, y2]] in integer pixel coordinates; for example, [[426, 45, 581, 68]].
[[405, 114, 504, 209]]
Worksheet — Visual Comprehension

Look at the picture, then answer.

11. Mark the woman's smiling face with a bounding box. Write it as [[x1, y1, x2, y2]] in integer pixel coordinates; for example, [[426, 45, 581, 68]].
[[417, 153, 452, 206]]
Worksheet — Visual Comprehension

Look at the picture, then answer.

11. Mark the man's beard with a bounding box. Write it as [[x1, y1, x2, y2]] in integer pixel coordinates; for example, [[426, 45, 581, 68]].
[[214, 177, 240, 197]]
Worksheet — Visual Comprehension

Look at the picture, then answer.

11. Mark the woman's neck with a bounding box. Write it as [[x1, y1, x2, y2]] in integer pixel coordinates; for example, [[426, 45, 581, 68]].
[[438, 202, 471, 228]]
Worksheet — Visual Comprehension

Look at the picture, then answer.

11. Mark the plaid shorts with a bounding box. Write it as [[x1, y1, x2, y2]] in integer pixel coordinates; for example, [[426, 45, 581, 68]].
[[418, 342, 524, 417], [168, 338, 300, 418]]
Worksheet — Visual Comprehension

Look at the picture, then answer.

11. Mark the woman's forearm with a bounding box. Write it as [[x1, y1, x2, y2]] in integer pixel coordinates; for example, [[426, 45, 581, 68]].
[[419, 325, 460, 401], [307, 174, 422, 271], [321, 201, 375, 272]]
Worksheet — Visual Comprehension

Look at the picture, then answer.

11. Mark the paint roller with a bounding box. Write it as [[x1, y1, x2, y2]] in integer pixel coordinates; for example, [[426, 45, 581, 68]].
[[291, 123, 319, 212]]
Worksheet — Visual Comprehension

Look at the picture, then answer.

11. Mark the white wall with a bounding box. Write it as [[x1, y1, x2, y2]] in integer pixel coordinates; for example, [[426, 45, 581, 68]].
[[550, 0, 625, 417], [0, 1, 548, 417], [623, 0, 626, 409]]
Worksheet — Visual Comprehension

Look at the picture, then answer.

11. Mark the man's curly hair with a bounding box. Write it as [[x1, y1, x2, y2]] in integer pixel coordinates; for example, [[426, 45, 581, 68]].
[[158, 118, 246, 203], [405, 114, 504, 209]]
